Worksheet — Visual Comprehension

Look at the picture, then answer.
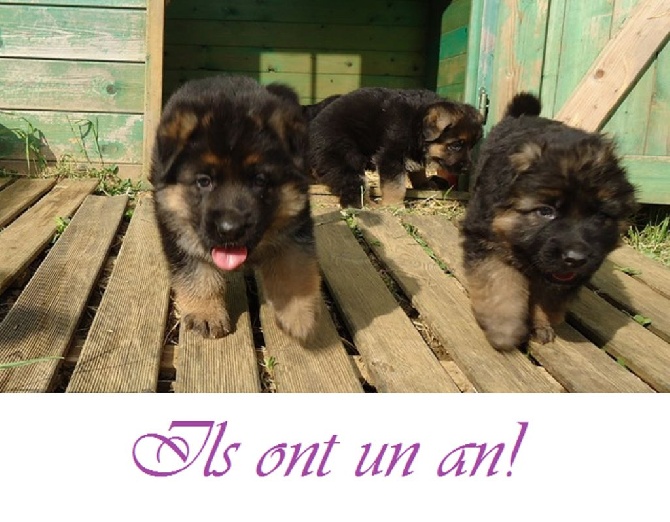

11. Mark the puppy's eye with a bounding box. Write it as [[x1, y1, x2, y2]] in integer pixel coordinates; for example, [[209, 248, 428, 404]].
[[196, 174, 212, 190], [535, 205, 556, 219], [448, 140, 464, 152], [254, 172, 268, 188]]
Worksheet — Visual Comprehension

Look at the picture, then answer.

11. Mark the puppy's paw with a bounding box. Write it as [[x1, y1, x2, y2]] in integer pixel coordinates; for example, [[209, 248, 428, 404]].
[[482, 321, 528, 352], [531, 325, 556, 344], [182, 309, 232, 339], [274, 298, 319, 344]]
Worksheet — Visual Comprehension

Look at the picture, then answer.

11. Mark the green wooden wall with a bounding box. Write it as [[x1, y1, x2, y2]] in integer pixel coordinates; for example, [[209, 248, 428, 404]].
[[0, 0, 148, 172], [436, 0, 471, 101], [468, 0, 670, 204], [163, 0, 441, 104]]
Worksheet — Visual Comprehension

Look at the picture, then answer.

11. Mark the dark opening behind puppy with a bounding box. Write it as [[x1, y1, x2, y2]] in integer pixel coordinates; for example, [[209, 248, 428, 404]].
[[461, 93, 636, 351], [308, 87, 483, 207], [150, 75, 321, 343]]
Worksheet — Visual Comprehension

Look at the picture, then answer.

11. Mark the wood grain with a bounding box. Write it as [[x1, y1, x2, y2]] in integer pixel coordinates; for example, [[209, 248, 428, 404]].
[[554, 0, 670, 131], [174, 271, 261, 393], [359, 211, 562, 393], [0, 178, 98, 294], [258, 281, 363, 393], [67, 197, 170, 392], [0, 177, 14, 191], [313, 210, 460, 393], [0, 178, 56, 228], [0, 195, 127, 392], [608, 243, 670, 299], [143, 0, 165, 179]]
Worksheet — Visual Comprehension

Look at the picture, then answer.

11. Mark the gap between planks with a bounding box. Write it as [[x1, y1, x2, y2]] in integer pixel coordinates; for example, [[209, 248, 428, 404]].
[[0, 178, 56, 228], [0, 195, 127, 392]]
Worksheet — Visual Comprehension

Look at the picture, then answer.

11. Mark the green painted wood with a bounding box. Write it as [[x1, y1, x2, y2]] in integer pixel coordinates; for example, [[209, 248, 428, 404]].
[[439, 27, 469, 59], [166, 0, 426, 26], [467, 0, 499, 109], [0, 58, 145, 113], [0, 110, 144, 164], [164, 46, 425, 77], [437, 83, 466, 101], [551, 0, 614, 114], [0, 0, 145, 6], [164, 20, 424, 52], [436, 54, 468, 86], [644, 44, 670, 156], [487, 0, 550, 125], [163, 71, 424, 103], [0, 5, 145, 61], [622, 155, 670, 204], [602, 0, 654, 156], [539, 0, 568, 117], [441, 0, 472, 33]]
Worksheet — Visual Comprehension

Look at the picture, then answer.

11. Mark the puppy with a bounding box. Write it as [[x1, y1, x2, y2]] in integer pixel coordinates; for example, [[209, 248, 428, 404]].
[[308, 87, 483, 207], [150, 75, 321, 343], [461, 93, 636, 351], [302, 95, 342, 121]]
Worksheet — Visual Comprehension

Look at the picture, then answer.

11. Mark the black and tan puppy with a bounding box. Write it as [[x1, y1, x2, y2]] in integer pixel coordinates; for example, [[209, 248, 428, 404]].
[[150, 75, 321, 342], [308, 87, 483, 207], [461, 93, 636, 351]]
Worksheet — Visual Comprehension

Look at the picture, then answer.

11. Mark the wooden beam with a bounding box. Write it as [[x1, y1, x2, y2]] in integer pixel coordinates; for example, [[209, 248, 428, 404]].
[[143, 0, 165, 179], [555, 0, 670, 131]]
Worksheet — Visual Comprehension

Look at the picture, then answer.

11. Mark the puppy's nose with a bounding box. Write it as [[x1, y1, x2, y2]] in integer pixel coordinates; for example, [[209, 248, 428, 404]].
[[562, 248, 588, 268], [216, 210, 247, 241]]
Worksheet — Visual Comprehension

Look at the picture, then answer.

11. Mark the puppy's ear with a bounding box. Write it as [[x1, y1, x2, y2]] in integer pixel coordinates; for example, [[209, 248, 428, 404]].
[[509, 142, 544, 172], [423, 102, 460, 141], [150, 110, 199, 183]]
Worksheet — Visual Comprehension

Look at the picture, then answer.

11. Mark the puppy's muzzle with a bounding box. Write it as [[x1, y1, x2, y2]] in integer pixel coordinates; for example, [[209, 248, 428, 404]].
[[215, 209, 251, 243], [561, 247, 589, 269]]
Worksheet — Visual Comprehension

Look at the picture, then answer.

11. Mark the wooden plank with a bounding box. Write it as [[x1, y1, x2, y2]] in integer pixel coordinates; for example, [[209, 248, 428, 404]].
[[313, 210, 460, 393], [487, 0, 550, 124], [439, 27, 469, 59], [0, 5, 146, 61], [67, 197, 170, 392], [608, 243, 670, 300], [529, 323, 653, 393], [0, 1, 145, 6], [0, 195, 127, 393], [441, 0, 472, 33], [621, 155, 670, 205], [163, 20, 425, 52], [163, 46, 426, 77], [163, 70, 424, 103], [590, 258, 670, 343], [403, 214, 658, 392], [0, 178, 98, 295], [537, 0, 567, 116], [174, 271, 260, 393], [0, 178, 56, 228], [555, 0, 670, 131], [437, 83, 466, 102], [569, 288, 670, 392], [358, 211, 562, 393], [0, 110, 144, 165], [437, 54, 468, 87], [143, 0, 165, 179], [644, 45, 670, 155], [0, 59, 145, 113], [0, 177, 15, 190], [258, 283, 363, 393], [166, 0, 426, 26]]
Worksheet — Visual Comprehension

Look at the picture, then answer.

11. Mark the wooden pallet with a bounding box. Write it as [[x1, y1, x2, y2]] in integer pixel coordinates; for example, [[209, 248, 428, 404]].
[[0, 178, 668, 393]]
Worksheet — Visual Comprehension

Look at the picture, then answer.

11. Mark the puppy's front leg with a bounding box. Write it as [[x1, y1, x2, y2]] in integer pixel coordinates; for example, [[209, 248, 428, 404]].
[[529, 285, 570, 344], [257, 244, 321, 343], [466, 256, 530, 351]]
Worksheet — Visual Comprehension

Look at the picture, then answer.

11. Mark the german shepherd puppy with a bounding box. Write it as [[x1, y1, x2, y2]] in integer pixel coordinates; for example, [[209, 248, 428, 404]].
[[308, 87, 483, 207], [461, 93, 636, 351], [150, 76, 320, 342]]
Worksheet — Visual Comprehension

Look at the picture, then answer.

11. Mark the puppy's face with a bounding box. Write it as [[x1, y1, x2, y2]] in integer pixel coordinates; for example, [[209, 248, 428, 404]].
[[422, 102, 483, 182], [151, 91, 309, 270], [493, 137, 636, 285]]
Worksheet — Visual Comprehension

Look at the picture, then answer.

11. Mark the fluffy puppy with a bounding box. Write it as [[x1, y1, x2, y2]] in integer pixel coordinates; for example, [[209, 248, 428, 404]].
[[302, 95, 342, 121], [461, 93, 636, 351], [308, 87, 483, 207], [150, 75, 321, 342]]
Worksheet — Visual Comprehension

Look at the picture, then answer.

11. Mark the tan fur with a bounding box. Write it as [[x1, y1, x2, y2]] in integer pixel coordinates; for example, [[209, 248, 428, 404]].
[[257, 245, 321, 343], [160, 111, 198, 142], [154, 185, 208, 259], [529, 289, 568, 344], [491, 209, 522, 240], [509, 142, 543, 172], [466, 256, 530, 351], [423, 105, 457, 141], [380, 175, 407, 206], [173, 262, 231, 338]]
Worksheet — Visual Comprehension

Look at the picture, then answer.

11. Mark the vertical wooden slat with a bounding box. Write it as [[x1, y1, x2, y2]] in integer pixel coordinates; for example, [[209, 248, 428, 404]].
[[143, 0, 165, 179]]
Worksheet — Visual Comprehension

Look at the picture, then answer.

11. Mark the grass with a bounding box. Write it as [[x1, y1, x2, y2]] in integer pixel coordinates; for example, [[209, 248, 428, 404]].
[[625, 209, 670, 266]]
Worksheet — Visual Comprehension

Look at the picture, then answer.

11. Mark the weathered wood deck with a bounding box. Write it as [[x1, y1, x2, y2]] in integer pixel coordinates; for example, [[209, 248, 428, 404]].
[[1, 178, 669, 393]]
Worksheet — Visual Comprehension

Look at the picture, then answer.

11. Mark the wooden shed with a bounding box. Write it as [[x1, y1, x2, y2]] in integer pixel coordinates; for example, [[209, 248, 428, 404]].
[[0, 0, 668, 202]]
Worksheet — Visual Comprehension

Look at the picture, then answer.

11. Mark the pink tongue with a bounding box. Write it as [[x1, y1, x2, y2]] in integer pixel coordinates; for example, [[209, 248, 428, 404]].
[[553, 272, 576, 282], [211, 247, 248, 271]]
